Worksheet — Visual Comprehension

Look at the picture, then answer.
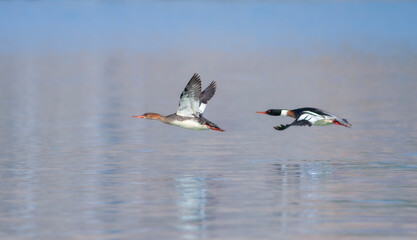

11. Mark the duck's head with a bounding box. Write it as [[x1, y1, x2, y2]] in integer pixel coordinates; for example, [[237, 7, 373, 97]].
[[333, 118, 352, 128], [132, 113, 163, 120], [256, 109, 283, 116]]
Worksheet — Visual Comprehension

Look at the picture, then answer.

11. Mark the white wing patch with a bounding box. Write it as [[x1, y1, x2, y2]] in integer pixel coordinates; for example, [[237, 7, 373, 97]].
[[176, 74, 202, 117], [298, 111, 335, 126], [298, 111, 325, 123], [177, 94, 200, 117], [198, 103, 207, 115]]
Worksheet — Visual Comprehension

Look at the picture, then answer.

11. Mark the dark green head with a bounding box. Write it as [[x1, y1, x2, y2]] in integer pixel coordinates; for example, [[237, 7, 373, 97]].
[[256, 109, 282, 116]]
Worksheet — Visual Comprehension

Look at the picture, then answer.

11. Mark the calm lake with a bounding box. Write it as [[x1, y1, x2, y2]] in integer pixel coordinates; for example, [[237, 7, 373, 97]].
[[1, 1, 417, 239], [1, 51, 416, 240]]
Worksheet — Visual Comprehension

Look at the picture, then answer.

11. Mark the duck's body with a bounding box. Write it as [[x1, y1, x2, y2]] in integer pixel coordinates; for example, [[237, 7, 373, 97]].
[[133, 74, 224, 132], [257, 107, 351, 131]]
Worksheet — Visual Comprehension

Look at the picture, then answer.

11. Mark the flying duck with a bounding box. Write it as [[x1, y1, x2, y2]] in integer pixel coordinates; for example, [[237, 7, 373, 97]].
[[256, 107, 351, 131], [133, 73, 225, 132]]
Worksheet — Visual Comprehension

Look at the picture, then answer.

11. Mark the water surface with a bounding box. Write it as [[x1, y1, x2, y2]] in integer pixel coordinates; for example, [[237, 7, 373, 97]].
[[1, 1, 417, 239]]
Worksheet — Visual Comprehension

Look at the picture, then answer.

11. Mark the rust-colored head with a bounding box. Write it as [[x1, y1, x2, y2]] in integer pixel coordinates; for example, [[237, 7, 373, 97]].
[[132, 113, 163, 120]]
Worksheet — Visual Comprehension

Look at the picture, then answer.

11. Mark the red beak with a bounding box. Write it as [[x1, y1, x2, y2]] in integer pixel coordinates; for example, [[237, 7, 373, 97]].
[[256, 111, 267, 114], [132, 115, 145, 118]]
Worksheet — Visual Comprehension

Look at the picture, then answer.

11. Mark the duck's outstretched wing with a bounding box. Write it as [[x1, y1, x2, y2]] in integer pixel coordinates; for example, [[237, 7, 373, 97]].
[[176, 73, 202, 117], [274, 120, 312, 131], [274, 124, 291, 131], [198, 81, 217, 115]]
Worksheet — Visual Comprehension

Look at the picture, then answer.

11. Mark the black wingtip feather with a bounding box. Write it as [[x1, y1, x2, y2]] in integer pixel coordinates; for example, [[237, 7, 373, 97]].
[[200, 80, 217, 104], [274, 124, 290, 131], [184, 73, 202, 98]]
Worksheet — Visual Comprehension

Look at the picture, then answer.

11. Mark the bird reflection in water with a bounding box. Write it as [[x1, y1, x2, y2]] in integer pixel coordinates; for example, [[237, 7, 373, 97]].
[[175, 176, 207, 240], [270, 162, 332, 229]]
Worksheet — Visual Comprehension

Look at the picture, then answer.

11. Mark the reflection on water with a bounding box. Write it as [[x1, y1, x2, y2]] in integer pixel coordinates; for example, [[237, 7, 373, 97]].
[[176, 176, 207, 239]]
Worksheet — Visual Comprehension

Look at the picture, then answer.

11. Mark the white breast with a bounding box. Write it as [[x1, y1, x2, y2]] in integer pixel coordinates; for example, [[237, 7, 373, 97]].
[[170, 119, 209, 130]]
